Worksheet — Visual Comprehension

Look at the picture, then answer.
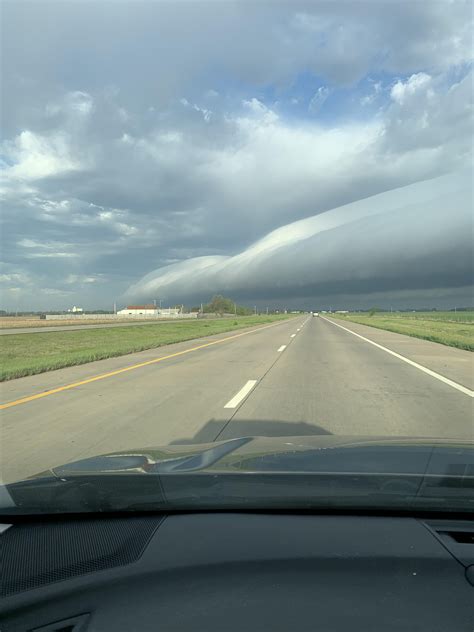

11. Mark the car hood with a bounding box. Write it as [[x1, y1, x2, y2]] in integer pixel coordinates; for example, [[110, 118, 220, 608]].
[[1, 435, 473, 516]]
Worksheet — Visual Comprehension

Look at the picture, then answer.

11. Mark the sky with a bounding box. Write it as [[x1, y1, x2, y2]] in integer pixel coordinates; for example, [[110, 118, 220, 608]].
[[1, 0, 473, 311]]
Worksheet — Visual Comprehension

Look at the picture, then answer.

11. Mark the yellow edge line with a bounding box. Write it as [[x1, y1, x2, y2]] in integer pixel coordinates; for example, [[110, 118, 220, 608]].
[[0, 320, 289, 410]]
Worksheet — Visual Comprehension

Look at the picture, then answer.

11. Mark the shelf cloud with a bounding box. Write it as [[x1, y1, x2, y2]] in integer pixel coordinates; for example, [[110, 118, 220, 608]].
[[124, 171, 472, 306]]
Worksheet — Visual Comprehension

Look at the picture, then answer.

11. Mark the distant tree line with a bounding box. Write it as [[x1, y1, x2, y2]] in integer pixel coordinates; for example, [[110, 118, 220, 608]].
[[199, 295, 253, 316]]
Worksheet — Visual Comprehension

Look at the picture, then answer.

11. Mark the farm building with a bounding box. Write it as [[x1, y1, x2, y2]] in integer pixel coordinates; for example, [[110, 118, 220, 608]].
[[117, 305, 181, 316]]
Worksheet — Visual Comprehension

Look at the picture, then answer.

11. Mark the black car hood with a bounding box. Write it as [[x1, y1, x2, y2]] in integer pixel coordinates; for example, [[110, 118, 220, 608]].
[[2, 436, 473, 516]]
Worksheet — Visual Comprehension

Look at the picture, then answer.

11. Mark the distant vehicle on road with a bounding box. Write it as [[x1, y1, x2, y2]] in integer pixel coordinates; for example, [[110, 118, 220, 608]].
[[312, 312, 319, 317]]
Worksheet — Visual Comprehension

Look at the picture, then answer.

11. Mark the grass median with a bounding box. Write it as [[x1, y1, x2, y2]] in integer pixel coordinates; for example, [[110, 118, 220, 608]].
[[329, 312, 474, 351], [0, 315, 295, 381]]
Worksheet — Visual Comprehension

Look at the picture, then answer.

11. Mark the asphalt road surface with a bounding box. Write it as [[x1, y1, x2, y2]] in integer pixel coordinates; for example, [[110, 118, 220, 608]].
[[1, 315, 473, 483]]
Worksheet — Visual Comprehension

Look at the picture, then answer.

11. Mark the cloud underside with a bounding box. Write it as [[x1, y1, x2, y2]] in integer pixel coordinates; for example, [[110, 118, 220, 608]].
[[1, 1, 473, 308], [124, 171, 473, 304]]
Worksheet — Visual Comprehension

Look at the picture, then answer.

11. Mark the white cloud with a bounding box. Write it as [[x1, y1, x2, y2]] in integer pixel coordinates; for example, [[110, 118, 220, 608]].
[[243, 97, 269, 115], [18, 238, 71, 250], [361, 80, 383, 106], [47, 91, 94, 117], [308, 86, 330, 113], [241, 98, 279, 126], [390, 73, 432, 105], [115, 222, 139, 236], [65, 274, 103, 285], [1, 130, 80, 180], [24, 252, 79, 259], [381, 70, 473, 161], [42, 288, 74, 295], [0, 91, 96, 186], [360, 95, 374, 107], [0, 272, 31, 285], [17, 238, 79, 259], [180, 97, 212, 121]]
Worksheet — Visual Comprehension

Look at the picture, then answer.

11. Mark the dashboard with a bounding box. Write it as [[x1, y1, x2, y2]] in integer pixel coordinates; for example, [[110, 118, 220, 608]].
[[2, 513, 473, 631]]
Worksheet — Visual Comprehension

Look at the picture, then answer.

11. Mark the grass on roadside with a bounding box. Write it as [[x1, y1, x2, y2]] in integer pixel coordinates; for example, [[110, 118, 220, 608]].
[[330, 312, 474, 351], [0, 317, 177, 328], [368, 311, 474, 323], [0, 315, 295, 381]]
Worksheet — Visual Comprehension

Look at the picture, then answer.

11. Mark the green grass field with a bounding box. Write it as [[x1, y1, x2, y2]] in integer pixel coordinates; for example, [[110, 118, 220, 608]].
[[374, 311, 474, 322], [0, 315, 294, 381], [330, 311, 474, 351]]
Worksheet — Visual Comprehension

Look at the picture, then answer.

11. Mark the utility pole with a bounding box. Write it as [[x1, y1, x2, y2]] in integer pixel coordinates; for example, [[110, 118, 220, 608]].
[[266, 306, 269, 315], [254, 305, 257, 315], [113, 302, 116, 315], [234, 302, 237, 315]]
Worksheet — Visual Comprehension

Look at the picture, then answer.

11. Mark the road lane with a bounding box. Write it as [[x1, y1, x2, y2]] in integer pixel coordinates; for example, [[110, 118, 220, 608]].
[[219, 316, 473, 440], [0, 320, 299, 410], [1, 317, 303, 482], [1, 314, 472, 484]]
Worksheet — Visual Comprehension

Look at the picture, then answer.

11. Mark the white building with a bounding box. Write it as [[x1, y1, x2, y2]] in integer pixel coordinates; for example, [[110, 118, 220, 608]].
[[117, 304, 158, 315], [117, 305, 181, 316], [68, 306, 83, 313]]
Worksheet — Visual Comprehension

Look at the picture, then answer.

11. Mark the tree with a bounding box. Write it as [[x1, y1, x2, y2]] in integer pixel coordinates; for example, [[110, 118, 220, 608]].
[[206, 295, 232, 316], [203, 295, 251, 316], [368, 306, 382, 317], [236, 305, 252, 316]]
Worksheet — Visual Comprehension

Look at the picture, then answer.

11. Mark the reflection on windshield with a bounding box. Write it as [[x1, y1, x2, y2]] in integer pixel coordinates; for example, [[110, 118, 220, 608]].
[[2, 438, 473, 516]]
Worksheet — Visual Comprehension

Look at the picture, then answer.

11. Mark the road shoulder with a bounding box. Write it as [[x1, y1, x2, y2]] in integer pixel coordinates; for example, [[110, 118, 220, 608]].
[[323, 316, 473, 390]]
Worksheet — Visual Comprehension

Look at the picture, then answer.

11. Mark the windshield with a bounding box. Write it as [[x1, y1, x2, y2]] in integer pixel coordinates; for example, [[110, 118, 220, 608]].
[[0, 0, 473, 516]]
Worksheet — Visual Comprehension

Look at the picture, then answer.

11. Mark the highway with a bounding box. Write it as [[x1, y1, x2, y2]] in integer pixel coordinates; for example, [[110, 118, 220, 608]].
[[1, 316, 473, 483]]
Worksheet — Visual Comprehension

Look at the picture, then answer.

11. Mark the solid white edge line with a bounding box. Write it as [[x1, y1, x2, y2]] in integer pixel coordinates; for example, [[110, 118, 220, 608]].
[[277, 345, 287, 352], [224, 380, 258, 409], [290, 334, 296, 338], [321, 316, 474, 398]]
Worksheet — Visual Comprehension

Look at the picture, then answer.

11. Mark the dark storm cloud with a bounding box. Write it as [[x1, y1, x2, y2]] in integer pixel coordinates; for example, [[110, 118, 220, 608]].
[[1, 1, 473, 309], [123, 171, 473, 304]]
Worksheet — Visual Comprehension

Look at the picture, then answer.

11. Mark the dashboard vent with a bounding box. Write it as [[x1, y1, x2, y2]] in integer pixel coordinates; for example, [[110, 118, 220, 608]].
[[423, 520, 474, 567], [31, 613, 90, 631], [440, 531, 474, 544], [2, 516, 163, 596]]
